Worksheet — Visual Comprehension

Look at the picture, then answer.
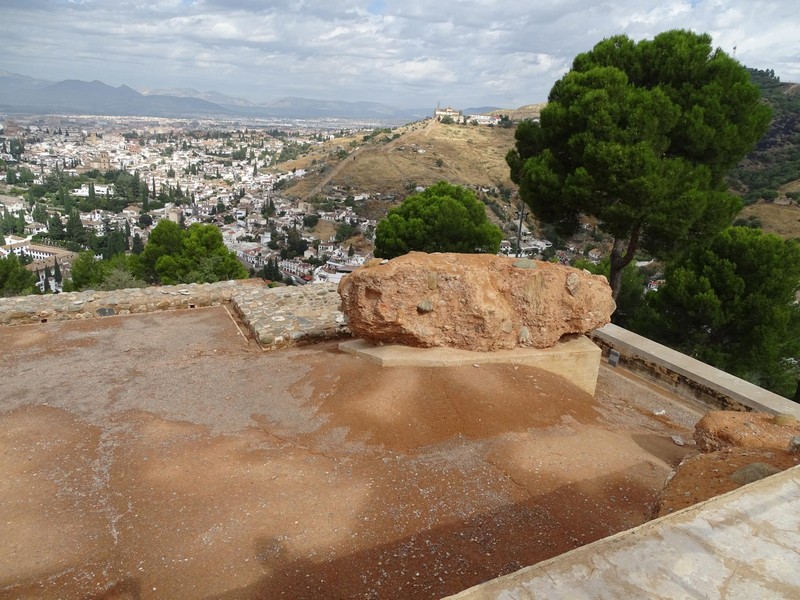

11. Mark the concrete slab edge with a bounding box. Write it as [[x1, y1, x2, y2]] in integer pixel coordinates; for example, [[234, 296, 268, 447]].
[[445, 464, 800, 599]]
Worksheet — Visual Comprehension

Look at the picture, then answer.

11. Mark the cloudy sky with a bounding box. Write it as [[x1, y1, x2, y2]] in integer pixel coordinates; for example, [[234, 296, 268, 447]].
[[1, 0, 798, 109]]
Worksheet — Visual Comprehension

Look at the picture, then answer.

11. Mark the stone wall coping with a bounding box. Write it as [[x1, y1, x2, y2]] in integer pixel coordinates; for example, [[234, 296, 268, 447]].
[[593, 323, 800, 418], [0, 281, 241, 326]]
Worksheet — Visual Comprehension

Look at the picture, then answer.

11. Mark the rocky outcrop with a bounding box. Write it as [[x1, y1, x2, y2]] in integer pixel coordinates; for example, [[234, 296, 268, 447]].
[[337, 252, 615, 351], [652, 447, 800, 517]]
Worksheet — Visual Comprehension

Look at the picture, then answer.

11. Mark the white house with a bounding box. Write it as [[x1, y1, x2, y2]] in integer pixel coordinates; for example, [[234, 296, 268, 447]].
[[434, 106, 464, 123]]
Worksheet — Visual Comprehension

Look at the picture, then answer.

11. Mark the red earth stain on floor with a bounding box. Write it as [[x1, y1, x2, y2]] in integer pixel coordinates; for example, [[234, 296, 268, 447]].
[[0, 309, 701, 599]]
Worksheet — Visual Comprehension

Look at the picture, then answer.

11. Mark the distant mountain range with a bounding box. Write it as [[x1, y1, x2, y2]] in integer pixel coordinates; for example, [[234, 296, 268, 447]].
[[0, 71, 494, 122]]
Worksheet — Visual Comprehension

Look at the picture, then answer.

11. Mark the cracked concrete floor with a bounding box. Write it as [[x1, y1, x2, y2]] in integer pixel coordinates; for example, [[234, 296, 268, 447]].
[[0, 307, 700, 599]]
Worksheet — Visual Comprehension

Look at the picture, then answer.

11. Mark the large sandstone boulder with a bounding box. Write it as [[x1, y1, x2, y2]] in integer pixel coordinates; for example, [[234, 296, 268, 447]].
[[337, 252, 615, 351]]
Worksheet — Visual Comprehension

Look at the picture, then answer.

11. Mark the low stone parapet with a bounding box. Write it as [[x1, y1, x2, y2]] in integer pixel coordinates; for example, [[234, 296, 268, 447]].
[[0, 282, 241, 326], [591, 323, 800, 418], [0, 280, 350, 351], [231, 283, 348, 349]]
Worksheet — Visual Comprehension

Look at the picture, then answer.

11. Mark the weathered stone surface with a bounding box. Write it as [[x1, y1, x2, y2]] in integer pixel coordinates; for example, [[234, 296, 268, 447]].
[[337, 252, 615, 351], [694, 410, 800, 452]]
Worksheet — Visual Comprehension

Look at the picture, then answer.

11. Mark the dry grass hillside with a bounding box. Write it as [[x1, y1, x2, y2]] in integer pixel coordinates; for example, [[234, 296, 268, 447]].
[[273, 105, 800, 243], [489, 103, 546, 121], [278, 119, 518, 201], [739, 199, 800, 239]]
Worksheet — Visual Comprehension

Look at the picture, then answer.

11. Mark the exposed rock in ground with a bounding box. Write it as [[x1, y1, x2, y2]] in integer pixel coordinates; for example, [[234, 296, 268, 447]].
[[653, 410, 800, 517], [694, 411, 800, 452], [730, 461, 782, 485], [337, 252, 615, 351], [652, 447, 799, 517]]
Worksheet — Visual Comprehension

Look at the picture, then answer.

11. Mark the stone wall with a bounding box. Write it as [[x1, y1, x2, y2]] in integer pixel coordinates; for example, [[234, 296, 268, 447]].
[[591, 323, 800, 418], [0, 282, 242, 326], [0, 280, 349, 351], [230, 282, 348, 349]]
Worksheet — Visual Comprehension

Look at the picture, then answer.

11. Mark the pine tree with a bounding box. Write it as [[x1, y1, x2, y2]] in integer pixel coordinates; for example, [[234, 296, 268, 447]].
[[65, 209, 84, 243], [32, 202, 47, 224], [131, 233, 144, 255]]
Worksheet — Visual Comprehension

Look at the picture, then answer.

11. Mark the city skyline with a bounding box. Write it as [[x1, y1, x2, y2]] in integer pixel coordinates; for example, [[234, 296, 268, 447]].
[[1, 1, 798, 109]]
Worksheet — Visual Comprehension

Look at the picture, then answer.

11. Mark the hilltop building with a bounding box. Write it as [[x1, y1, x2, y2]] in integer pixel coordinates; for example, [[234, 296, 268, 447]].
[[434, 105, 464, 123]]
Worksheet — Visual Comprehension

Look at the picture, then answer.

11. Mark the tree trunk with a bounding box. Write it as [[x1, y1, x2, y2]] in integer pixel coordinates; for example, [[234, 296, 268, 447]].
[[608, 253, 625, 302], [609, 225, 641, 302]]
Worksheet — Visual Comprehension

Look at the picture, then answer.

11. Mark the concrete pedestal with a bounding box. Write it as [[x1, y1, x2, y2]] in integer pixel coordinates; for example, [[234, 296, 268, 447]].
[[339, 334, 601, 396]]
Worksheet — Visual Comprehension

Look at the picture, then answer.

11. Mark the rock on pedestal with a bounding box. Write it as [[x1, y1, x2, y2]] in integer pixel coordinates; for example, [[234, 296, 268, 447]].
[[337, 252, 615, 351]]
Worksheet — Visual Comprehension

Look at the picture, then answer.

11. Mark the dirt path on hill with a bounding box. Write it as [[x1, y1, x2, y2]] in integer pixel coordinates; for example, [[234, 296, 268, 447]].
[[0, 308, 700, 599]]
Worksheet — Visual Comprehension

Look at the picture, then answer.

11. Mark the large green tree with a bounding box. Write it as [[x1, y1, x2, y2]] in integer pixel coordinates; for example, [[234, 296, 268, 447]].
[[633, 227, 800, 397], [0, 254, 36, 297], [69, 250, 108, 290], [508, 30, 771, 299], [374, 181, 502, 258], [133, 220, 247, 284], [136, 220, 184, 281]]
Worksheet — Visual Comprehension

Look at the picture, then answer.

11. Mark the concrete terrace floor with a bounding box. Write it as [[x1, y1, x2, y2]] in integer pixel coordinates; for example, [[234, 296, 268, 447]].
[[0, 306, 702, 600]]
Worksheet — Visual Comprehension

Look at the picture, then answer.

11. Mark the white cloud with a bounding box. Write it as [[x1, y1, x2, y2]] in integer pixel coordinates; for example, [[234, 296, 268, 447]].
[[0, 0, 797, 108]]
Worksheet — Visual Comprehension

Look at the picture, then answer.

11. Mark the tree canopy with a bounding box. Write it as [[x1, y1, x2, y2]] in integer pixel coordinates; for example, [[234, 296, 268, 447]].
[[69, 250, 108, 290], [507, 30, 772, 298], [0, 254, 37, 297], [374, 181, 502, 258], [633, 227, 800, 397], [132, 220, 247, 284]]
